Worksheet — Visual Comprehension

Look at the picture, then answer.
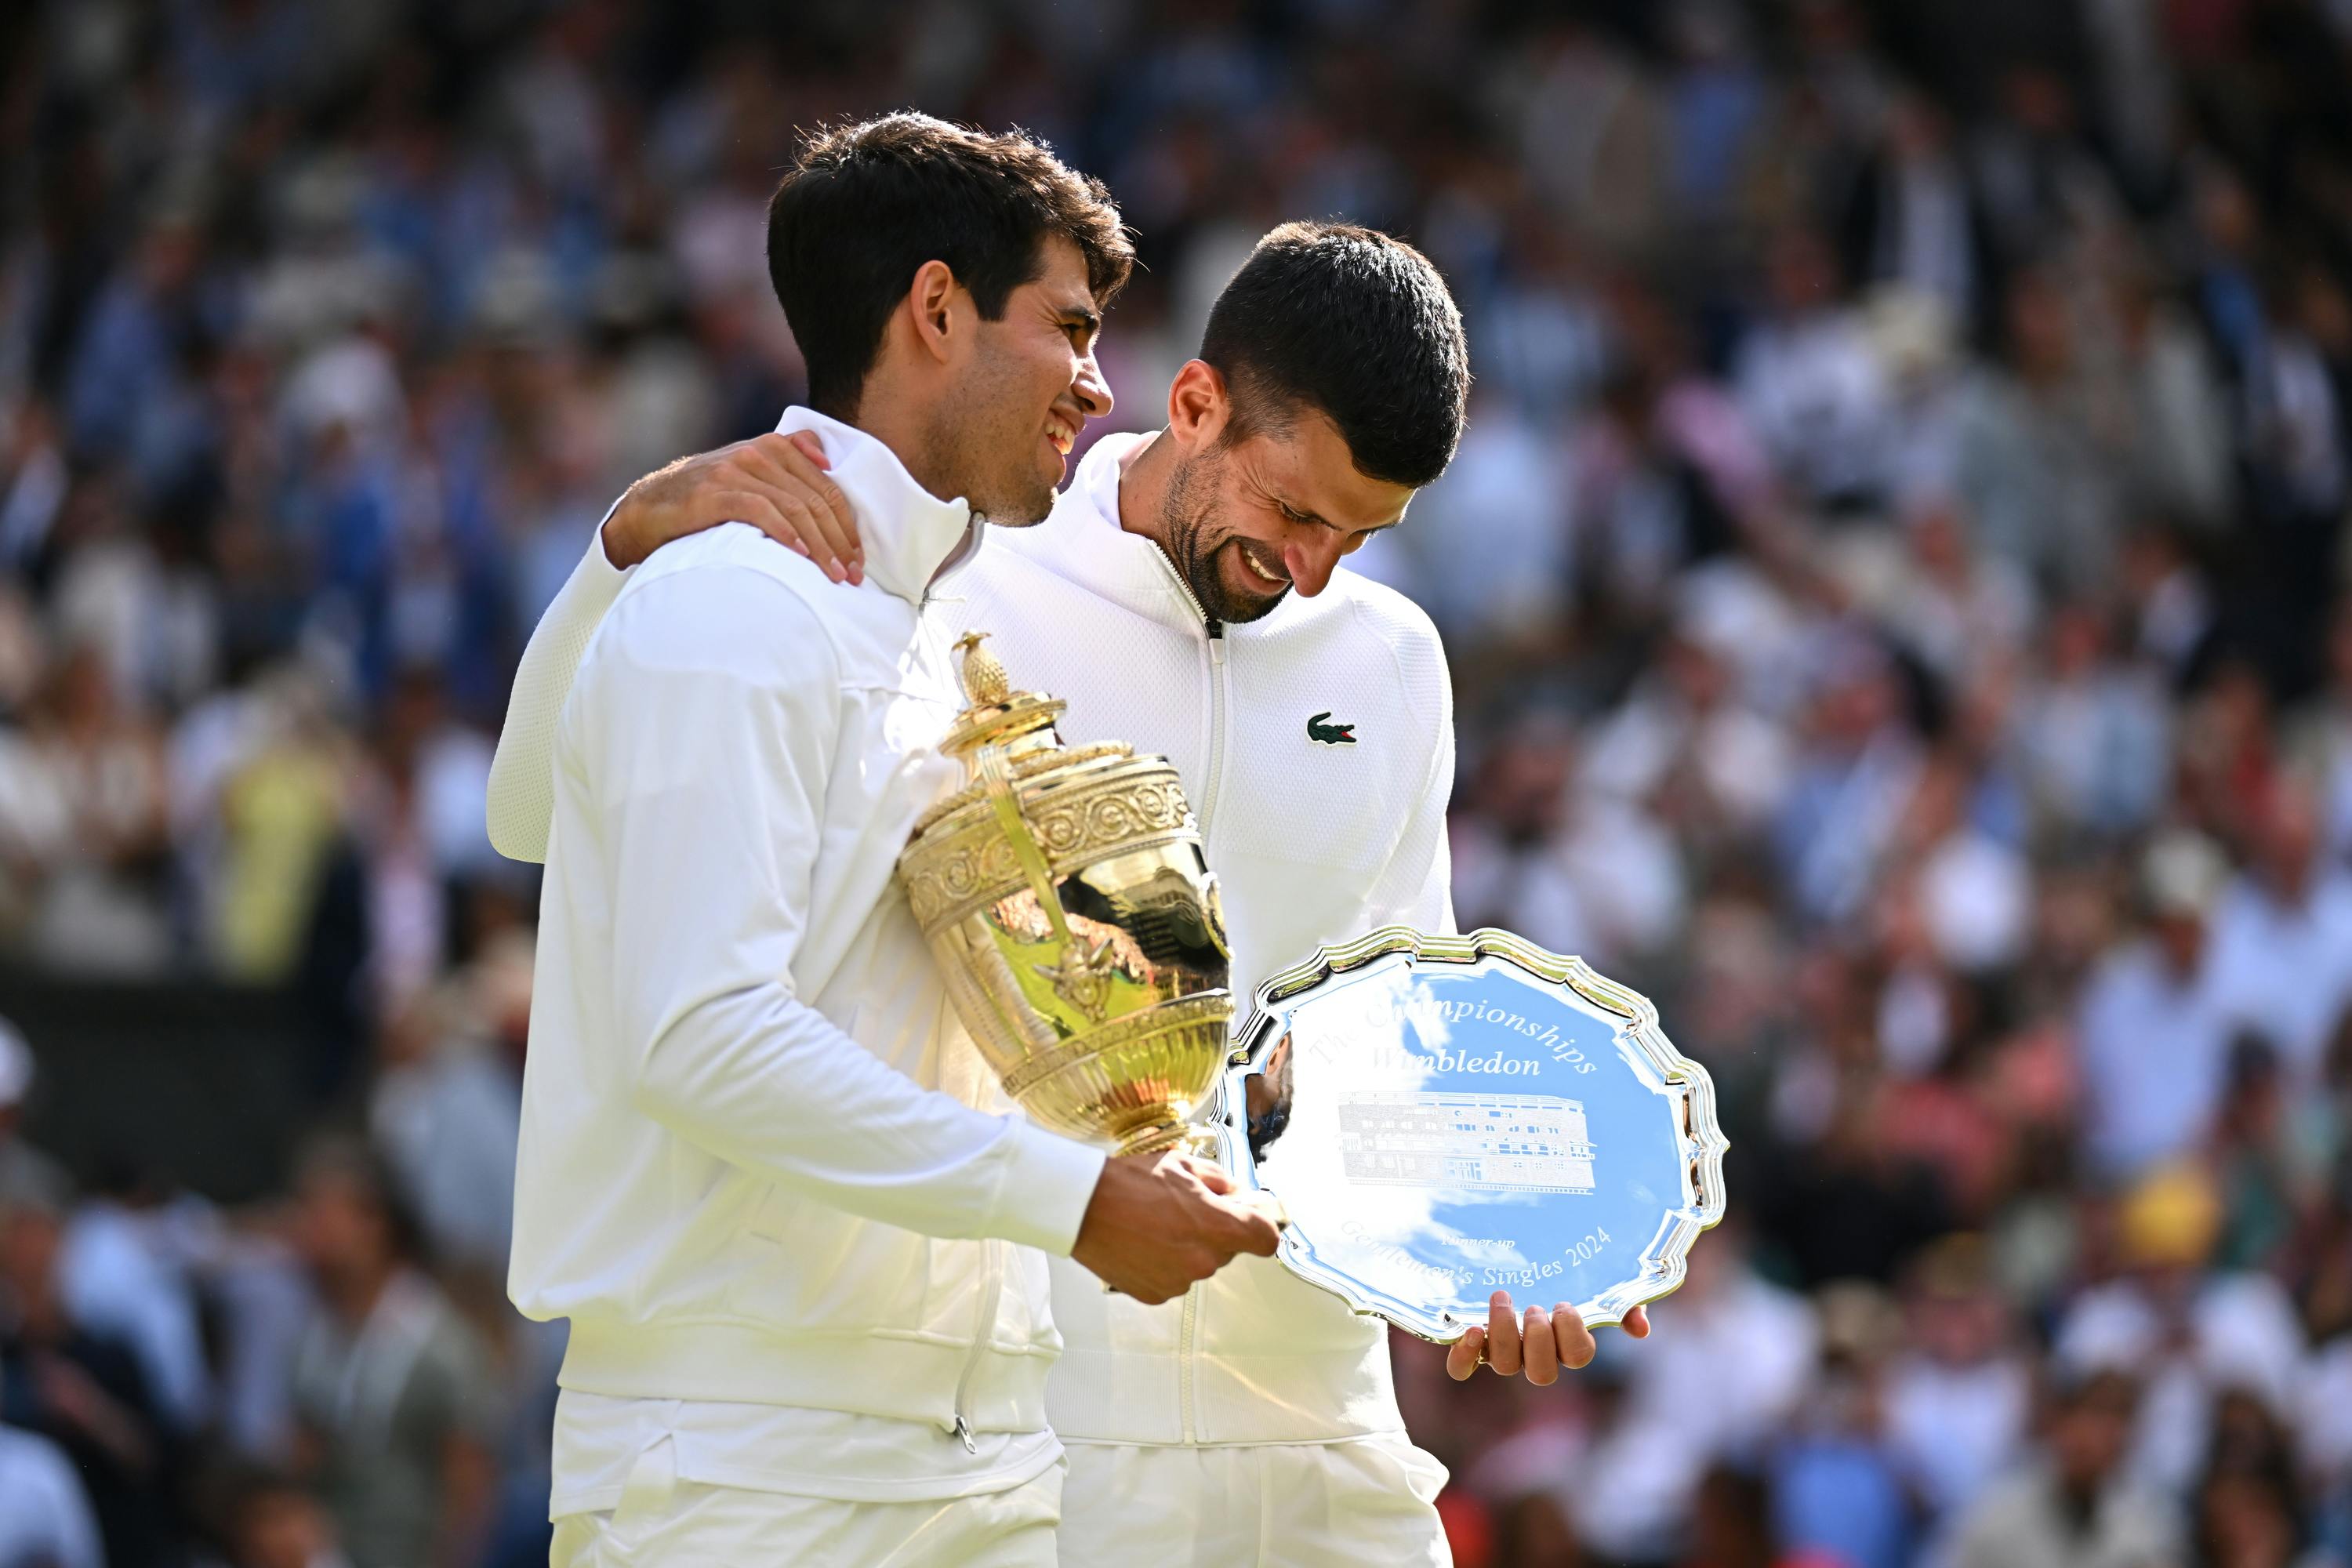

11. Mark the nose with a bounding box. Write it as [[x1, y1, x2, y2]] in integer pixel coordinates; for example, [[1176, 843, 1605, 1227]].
[[1073, 352, 1112, 423], [1283, 537, 1344, 597]]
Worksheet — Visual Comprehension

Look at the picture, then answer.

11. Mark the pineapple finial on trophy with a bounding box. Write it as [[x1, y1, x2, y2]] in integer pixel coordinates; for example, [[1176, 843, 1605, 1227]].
[[938, 630, 1067, 762], [955, 631, 1012, 707]]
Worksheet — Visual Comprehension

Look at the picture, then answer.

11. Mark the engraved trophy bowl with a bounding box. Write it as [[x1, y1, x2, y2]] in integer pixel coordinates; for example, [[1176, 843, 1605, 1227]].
[[898, 633, 1234, 1157]]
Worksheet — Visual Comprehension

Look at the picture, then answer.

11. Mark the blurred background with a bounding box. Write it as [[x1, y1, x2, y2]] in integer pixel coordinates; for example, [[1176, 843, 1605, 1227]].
[[3, 0, 2352, 1564]]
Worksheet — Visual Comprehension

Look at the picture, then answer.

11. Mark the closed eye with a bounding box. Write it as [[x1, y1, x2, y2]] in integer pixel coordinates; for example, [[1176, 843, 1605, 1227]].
[[1274, 495, 1397, 540]]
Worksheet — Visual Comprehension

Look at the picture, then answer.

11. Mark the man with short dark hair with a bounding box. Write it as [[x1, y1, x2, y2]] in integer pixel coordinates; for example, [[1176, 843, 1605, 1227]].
[[768, 114, 1136, 431], [1149, 220, 1468, 617], [495, 214, 1643, 1566], [504, 114, 1279, 1567]]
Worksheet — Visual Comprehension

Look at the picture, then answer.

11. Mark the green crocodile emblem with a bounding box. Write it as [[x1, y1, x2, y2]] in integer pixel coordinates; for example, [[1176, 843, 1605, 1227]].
[[1307, 712, 1357, 746]]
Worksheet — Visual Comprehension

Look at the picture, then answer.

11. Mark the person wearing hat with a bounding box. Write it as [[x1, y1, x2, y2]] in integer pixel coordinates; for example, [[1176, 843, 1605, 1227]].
[[2052, 1161, 2309, 1501], [2074, 831, 2237, 1180]]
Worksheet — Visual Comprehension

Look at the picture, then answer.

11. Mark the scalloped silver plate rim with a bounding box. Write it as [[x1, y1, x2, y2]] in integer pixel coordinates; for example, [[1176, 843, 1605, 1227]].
[[1214, 924, 1730, 1345]]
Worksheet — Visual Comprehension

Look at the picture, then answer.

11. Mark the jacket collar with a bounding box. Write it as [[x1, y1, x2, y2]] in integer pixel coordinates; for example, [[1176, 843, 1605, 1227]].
[[991, 431, 1218, 637], [775, 407, 981, 604]]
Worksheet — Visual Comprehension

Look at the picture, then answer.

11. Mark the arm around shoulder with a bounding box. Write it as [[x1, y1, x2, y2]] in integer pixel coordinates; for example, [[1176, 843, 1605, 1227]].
[[486, 515, 633, 863]]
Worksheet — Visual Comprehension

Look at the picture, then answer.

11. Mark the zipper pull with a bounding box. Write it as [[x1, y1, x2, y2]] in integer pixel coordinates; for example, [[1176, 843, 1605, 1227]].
[[1208, 618, 1225, 664], [953, 1414, 978, 1454]]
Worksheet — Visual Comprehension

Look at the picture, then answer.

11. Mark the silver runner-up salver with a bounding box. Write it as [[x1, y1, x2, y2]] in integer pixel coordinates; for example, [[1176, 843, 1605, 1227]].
[[1212, 927, 1729, 1342]]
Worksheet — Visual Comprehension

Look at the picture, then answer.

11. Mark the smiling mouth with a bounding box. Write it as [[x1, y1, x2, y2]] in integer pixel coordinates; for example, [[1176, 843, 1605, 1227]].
[[1236, 542, 1290, 590], [1044, 414, 1076, 456]]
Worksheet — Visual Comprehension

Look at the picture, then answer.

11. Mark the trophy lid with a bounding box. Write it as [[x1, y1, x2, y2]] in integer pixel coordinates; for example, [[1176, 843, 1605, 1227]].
[[939, 632, 1066, 761], [913, 631, 1136, 843]]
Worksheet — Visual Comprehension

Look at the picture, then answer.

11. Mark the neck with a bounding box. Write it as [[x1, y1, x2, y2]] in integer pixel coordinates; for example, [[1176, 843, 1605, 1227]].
[[2056, 1470, 2102, 1523], [328, 1256, 397, 1326], [838, 379, 960, 508], [1115, 428, 1174, 547]]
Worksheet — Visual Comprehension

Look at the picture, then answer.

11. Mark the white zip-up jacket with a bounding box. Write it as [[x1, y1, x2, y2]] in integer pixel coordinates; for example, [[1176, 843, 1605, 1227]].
[[492, 430, 1455, 1448], [506, 408, 1107, 1450]]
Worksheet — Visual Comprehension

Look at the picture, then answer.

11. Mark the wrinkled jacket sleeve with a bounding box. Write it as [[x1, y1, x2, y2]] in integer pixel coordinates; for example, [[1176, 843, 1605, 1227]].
[[567, 562, 1104, 1254], [487, 514, 627, 864]]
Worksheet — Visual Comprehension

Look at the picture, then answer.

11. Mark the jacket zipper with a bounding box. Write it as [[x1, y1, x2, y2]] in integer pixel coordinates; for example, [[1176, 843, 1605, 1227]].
[[1145, 548, 1228, 829], [1180, 630, 1221, 1446], [950, 1240, 1005, 1453], [1202, 624, 1228, 827], [1146, 544, 1221, 1447], [1178, 1280, 1200, 1443]]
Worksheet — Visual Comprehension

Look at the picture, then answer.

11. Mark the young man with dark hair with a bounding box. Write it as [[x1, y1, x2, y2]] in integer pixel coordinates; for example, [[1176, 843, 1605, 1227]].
[[503, 114, 1279, 1568], [495, 214, 1647, 1566], [767, 114, 1136, 427]]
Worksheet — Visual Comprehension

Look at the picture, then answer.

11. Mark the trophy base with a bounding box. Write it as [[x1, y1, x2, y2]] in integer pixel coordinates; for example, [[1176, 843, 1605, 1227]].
[[993, 995, 1236, 1163]]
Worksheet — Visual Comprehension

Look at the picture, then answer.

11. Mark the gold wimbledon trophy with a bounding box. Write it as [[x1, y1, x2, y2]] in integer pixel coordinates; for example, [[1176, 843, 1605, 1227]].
[[897, 633, 1233, 1156]]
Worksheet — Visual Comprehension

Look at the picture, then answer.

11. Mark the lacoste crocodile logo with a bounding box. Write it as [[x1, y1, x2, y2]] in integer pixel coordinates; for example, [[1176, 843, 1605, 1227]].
[[1307, 712, 1357, 746]]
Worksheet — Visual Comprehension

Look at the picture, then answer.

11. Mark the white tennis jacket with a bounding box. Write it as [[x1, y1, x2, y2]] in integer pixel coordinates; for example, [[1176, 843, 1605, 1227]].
[[492, 428, 1457, 1448], [504, 408, 1107, 1454]]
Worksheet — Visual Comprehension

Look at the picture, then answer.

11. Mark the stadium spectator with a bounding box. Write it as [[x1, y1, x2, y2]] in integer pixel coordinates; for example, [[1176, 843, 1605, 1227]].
[[205, 1464, 355, 1568], [0, 1417, 102, 1568], [0, 1174, 175, 1568], [1948, 1367, 2185, 1568], [2073, 831, 2238, 1180], [285, 1140, 498, 1568]]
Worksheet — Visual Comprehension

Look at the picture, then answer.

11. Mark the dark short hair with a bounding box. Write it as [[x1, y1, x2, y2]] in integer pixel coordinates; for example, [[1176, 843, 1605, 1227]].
[[767, 114, 1134, 418], [1201, 222, 1469, 488], [295, 1131, 426, 1265]]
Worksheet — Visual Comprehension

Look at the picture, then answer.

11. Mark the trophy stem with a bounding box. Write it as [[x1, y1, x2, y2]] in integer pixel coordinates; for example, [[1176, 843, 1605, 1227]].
[[1113, 1119, 1192, 1159]]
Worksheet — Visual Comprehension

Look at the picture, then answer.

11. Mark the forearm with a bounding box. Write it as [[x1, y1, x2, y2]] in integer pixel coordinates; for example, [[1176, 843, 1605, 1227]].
[[487, 511, 630, 862], [588, 579, 1105, 1254], [632, 975, 1103, 1254]]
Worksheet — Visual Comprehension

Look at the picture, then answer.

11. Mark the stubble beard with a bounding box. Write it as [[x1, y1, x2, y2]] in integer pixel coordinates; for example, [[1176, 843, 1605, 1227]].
[[1164, 451, 1286, 625], [940, 343, 1057, 528], [969, 450, 1055, 529]]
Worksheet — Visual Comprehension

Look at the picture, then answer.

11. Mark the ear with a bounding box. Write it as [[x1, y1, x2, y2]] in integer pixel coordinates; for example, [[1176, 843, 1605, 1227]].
[[906, 260, 964, 366], [1165, 359, 1232, 450]]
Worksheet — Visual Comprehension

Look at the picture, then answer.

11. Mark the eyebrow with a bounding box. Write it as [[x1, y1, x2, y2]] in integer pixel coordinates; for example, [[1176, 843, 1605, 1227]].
[[1057, 304, 1102, 337]]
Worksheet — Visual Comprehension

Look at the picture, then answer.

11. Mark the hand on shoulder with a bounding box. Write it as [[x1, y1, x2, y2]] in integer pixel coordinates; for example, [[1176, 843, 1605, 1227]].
[[606, 431, 866, 583]]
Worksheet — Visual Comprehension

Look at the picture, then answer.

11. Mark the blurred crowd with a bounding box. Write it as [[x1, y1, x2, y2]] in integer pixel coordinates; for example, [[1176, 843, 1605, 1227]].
[[6, 0, 2352, 1565]]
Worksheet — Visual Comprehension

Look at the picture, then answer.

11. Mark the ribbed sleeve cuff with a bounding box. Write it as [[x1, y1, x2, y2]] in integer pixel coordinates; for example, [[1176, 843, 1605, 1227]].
[[990, 1120, 1108, 1257]]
